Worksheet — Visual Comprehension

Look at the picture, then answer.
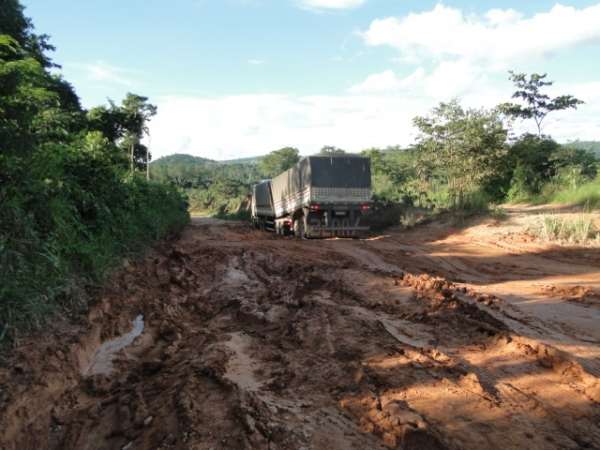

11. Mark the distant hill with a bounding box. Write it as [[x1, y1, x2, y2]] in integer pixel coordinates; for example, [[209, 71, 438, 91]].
[[150, 153, 262, 192], [151, 153, 263, 167], [221, 155, 262, 165], [151, 154, 216, 167]]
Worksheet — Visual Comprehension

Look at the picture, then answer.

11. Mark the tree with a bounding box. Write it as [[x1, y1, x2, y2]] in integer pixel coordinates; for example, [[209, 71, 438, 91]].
[[120, 93, 157, 176], [0, 35, 68, 155], [361, 147, 417, 203], [413, 100, 507, 209], [319, 146, 346, 156], [551, 146, 598, 180], [503, 135, 560, 199], [0, 0, 55, 66], [87, 104, 128, 144], [499, 72, 583, 137], [87, 94, 157, 175], [259, 147, 300, 177]]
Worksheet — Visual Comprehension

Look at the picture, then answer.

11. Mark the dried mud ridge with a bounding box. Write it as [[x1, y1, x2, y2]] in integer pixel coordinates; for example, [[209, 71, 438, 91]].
[[541, 285, 600, 308], [1, 219, 600, 450]]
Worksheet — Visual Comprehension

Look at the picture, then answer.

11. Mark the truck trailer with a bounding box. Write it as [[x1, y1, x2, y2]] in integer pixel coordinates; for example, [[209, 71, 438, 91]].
[[252, 155, 372, 238], [250, 180, 275, 231]]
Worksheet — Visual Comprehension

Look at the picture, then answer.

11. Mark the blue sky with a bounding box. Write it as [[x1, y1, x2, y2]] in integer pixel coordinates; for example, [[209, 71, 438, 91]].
[[22, 0, 600, 160]]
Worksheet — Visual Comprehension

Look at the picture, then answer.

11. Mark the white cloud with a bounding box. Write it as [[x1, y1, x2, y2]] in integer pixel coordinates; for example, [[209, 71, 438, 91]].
[[147, 78, 600, 161], [148, 94, 425, 160], [362, 3, 600, 67], [349, 61, 484, 99], [423, 59, 483, 99], [349, 68, 425, 94], [298, 0, 366, 11], [485, 8, 523, 26], [77, 61, 136, 86]]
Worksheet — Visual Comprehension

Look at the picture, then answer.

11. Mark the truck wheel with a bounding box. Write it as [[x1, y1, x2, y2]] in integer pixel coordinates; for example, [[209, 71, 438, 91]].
[[331, 218, 339, 237], [342, 218, 350, 237], [294, 218, 305, 239]]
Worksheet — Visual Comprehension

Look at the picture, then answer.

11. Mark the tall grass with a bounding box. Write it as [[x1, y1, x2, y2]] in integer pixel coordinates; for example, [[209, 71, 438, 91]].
[[548, 178, 600, 209], [510, 177, 600, 209], [529, 213, 599, 244]]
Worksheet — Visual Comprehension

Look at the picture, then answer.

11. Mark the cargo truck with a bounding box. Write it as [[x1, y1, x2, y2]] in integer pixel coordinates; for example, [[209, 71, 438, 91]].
[[250, 180, 275, 231], [251, 155, 372, 238]]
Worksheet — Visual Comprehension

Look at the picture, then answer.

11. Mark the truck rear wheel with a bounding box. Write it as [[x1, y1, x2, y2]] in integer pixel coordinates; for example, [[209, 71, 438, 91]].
[[293, 218, 306, 239]]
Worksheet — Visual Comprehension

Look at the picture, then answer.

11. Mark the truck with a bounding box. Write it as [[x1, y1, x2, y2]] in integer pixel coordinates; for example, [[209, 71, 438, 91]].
[[250, 180, 275, 231], [251, 155, 372, 238]]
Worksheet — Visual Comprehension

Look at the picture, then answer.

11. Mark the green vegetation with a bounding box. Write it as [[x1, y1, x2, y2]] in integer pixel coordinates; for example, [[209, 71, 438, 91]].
[[258, 147, 300, 177], [562, 141, 600, 159], [357, 78, 594, 223], [152, 70, 597, 231], [547, 178, 600, 208], [510, 176, 600, 209], [412, 101, 507, 210], [151, 154, 262, 217], [528, 214, 600, 245], [0, 3, 188, 341], [491, 73, 597, 209], [151, 147, 305, 218]]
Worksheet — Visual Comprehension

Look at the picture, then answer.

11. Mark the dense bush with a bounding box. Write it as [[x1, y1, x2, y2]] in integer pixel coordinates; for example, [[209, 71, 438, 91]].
[[497, 135, 599, 205], [0, 4, 189, 341], [363, 134, 598, 214], [0, 139, 189, 340], [151, 154, 261, 216]]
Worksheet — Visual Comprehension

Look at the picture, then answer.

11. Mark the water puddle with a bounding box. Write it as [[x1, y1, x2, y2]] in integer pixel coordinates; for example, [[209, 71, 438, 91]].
[[84, 315, 144, 376], [223, 332, 262, 391], [225, 266, 250, 285]]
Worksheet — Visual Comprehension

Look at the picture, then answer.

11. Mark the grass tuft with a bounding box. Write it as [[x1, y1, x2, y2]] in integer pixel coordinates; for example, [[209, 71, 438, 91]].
[[529, 213, 599, 245]]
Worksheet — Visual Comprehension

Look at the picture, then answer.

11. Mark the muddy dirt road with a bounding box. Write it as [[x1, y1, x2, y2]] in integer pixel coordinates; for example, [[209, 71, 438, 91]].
[[1, 214, 599, 450]]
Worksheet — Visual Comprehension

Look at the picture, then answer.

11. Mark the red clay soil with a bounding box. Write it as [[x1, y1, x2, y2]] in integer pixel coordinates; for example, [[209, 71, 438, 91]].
[[1, 215, 599, 450]]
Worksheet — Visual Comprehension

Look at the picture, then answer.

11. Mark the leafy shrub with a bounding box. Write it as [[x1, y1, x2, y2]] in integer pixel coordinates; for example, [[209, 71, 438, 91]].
[[364, 201, 405, 230], [214, 195, 251, 220], [1, 6, 191, 343], [0, 145, 189, 341]]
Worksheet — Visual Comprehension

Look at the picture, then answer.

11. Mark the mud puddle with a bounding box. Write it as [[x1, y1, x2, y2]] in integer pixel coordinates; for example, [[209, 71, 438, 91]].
[[223, 332, 263, 392], [84, 314, 145, 376]]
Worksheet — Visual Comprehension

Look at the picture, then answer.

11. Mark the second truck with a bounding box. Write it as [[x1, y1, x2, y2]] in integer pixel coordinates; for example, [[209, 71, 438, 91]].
[[251, 155, 372, 238]]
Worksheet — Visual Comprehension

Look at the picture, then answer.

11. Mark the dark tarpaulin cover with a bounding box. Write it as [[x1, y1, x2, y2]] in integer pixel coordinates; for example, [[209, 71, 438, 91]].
[[270, 156, 371, 212], [307, 156, 371, 188], [253, 180, 274, 210]]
